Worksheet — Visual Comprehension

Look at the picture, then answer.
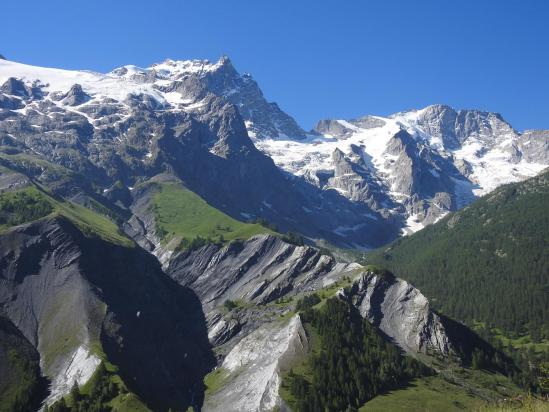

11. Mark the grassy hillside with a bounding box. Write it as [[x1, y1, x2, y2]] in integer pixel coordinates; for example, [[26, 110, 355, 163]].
[[477, 395, 549, 412], [151, 182, 274, 248], [0, 185, 131, 246], [360, 376, 483, 412], [367, 169, 549, 340]]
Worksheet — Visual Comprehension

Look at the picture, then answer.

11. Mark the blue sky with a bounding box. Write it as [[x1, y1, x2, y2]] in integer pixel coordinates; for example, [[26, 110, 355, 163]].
[[3, 0, 548, 131]]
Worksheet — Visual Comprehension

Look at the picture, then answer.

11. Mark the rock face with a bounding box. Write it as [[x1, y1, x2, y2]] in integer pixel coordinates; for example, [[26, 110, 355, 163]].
[[119, 56, 307, 140], [519, 130, 549, 163], [339, 271, 452, 355], [204, 315, 308, 412], [0, 217, 214, 410], [167, 233, 359, 311], [61, 84, 91, 106], [167, 231, 359, 350]]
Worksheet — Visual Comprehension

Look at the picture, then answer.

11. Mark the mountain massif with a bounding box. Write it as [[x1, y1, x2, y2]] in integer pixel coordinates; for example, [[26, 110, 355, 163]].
[[0, 55, 547, 412], [0, 57, 547, 248]]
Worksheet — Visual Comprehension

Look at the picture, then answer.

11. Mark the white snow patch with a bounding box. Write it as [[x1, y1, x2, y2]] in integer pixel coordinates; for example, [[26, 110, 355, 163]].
[[402, 213, 425, 235], [0, 59, 166, 103], [333, 223, 369, 236]]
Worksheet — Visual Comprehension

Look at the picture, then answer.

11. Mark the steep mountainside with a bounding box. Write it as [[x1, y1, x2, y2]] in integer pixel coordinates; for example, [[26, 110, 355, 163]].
[[167, 233, 359, 351], [339, 270, 506, 365], [367, 168, 549, 339], [0, 216, 214, 411]]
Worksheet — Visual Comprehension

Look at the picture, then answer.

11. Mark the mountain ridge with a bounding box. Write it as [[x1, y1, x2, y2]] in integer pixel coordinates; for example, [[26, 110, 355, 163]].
[[1, 56, 546, 245]]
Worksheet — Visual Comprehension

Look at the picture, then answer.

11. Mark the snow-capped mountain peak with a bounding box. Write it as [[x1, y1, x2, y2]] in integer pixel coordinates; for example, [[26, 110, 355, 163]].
[[255, 104, 548, 233], [0, 56, 547, 239]]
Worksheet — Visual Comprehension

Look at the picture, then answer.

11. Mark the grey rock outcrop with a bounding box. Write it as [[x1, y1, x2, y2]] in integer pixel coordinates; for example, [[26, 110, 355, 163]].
[[62, 84, 91, 106], [339, 270, 452, 355], [204, 315, 308, 412], [167, 233, 358, 311], [1, 77, 29, 97], [414, 104, 517, 149], [519, 130, 549, 163], [313, 116, 386, 137], [314, 119, 354, 137], [352, 115, 386, 129], [328, 146, 396, 211]]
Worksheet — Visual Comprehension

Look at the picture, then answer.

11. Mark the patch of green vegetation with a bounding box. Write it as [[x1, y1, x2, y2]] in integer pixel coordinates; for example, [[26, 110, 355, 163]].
[[295, 294, 321, 311], [150, 183, 274, 248], [280, 298, 433, 411], [360, 351, 527, 411], [51, 194, 132, 247], [463, 368, 524, 397], [204, 368, 230, 396], [77, 195, 127, 226], [473, 323, 549, 355], [360, 376, 484, 412], [39, 300, 88, 373], [222, 299, 241, 311], [471, 323, 549, 394], [0, 186, 53, 228], [0, 185, 131, 246], [281, 231, 305, 246], [477, 394, 549, 411], [279, 323, 322, 406], [272, 296, 294, 308], [0, 152, 74, 176], [315, 273, 357, 303], [0, 327, 45, 412], [109, 393, 151, 412]]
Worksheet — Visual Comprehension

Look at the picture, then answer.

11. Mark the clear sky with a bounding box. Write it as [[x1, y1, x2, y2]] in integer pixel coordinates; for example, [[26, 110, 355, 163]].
[[3, 0, 548, 131]]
